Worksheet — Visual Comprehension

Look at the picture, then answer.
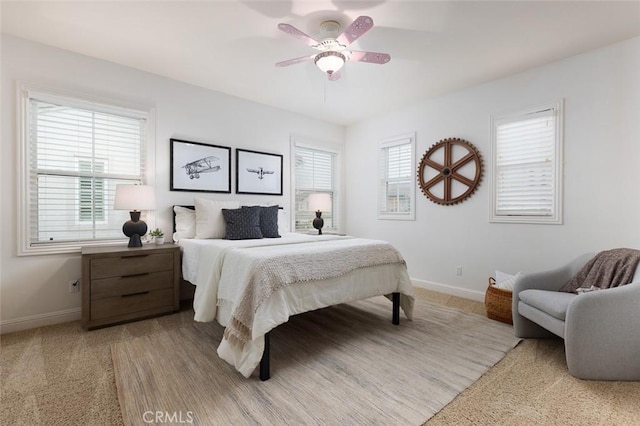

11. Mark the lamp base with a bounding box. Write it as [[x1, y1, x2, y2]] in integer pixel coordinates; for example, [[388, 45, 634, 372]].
[[127, 233, 143, 248], [312, 211, 324, 235], [122, 210, 147, 248]]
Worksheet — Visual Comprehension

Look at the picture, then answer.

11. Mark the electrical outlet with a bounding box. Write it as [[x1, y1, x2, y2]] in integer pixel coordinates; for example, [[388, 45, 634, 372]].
[[68, 279, 80, 293], [456, 265, 463, 276]]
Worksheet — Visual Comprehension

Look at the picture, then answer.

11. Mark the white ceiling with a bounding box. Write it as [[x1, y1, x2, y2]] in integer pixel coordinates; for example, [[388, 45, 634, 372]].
[[2, 1, 639, 125]]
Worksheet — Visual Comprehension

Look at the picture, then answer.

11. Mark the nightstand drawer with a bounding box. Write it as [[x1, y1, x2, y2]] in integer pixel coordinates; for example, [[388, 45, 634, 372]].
[[91, 288, 174, 321], [91, 253, 173, 279], [91, 270, 174, 300]]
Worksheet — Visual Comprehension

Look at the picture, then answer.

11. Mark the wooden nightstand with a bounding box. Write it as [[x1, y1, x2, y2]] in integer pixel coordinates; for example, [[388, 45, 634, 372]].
[[81, 243, 180, 330]]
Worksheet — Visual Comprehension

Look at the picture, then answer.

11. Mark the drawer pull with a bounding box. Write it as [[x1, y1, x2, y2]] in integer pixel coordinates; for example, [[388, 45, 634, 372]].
[[121, 272, 150, 279], [121, 291, 150, 298], [121, 254, 150, 259]]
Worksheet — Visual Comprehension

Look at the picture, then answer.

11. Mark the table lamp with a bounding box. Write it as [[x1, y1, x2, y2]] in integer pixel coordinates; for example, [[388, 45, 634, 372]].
[[308, 193, 331, 235], [114, 184, 156, 247]]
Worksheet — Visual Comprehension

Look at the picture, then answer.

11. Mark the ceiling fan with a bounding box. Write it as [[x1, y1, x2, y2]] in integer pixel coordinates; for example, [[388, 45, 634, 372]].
[[275, 16, 391, 81]]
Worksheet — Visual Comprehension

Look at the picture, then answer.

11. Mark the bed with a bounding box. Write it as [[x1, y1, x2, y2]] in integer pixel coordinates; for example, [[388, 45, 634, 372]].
[[173, 201, 415, 380]]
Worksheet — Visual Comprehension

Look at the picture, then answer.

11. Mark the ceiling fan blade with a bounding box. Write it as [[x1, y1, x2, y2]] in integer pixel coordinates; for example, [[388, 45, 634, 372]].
[[277, 23, 321, 49], [336, 16, 374, 47], [328, 70, 341, 81], [348, 50, 391, 64], [275, 55, 315, 67]]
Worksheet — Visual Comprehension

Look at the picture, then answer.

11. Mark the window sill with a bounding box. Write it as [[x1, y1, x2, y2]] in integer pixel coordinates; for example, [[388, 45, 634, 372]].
[[489, 215, 562, 225], [18, 239, 130, 257]]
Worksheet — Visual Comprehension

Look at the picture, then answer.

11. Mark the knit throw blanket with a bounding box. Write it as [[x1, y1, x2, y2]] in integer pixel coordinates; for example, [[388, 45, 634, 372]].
[[560, 248, 640, 293], [223, 238, 406, 349]]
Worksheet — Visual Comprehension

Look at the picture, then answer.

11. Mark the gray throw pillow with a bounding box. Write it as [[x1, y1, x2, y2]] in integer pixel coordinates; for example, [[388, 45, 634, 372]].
[[222, 206, 263, 240], [258, 205, 281, 238], [242, 205, 281, 238]]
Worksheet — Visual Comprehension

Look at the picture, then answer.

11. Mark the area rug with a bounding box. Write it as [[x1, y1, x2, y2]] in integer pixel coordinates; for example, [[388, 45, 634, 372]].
[[111, 296, 520, 425]]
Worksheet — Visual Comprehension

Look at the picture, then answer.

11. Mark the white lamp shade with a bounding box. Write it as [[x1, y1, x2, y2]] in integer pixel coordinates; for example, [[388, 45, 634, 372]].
[[314, 51, 346, 74], [308, 193, 332, 212], [114, 184, 156, 210]]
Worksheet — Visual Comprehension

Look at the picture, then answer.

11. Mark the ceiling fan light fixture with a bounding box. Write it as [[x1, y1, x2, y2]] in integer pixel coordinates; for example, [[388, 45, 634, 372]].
[[314, 51, 346, 75], [276, 16, 389, 81]]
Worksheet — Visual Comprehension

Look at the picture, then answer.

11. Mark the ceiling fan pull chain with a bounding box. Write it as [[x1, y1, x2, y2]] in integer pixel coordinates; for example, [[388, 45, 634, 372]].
[[323, 78, 327, 103]]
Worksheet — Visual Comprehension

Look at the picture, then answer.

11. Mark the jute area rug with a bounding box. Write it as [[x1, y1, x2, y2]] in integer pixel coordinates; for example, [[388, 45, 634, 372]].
[[112, 296, 520, 425]]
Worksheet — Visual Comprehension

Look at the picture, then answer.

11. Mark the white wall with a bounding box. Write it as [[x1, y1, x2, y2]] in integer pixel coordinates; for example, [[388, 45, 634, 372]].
[[0, 35, 344, 333], [345, 36, 640, 300]]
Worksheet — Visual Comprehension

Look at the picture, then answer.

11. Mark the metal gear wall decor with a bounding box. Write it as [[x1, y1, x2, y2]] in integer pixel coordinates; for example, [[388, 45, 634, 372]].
[[417, 137, 483, 205]]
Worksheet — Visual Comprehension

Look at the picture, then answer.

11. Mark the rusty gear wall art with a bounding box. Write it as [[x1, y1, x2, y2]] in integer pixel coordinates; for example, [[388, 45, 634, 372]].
[[417, 137, 483, 205]]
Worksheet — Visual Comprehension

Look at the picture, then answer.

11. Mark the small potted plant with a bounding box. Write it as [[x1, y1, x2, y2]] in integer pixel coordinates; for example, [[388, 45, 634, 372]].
[[148, 228, 165, 245]]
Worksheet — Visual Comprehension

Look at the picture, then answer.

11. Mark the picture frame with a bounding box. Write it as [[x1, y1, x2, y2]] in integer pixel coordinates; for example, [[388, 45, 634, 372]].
[[236, 148, 283, 195], [170, 138, 231, 193]]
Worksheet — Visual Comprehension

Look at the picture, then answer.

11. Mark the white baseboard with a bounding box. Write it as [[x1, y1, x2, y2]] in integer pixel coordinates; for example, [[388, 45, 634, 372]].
[[411, 278, 485, 302], [0, 308, 81, 335]]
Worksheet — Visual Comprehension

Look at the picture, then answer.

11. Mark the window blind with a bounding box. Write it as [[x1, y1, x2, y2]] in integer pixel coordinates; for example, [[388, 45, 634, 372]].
[[379, 141, 413, 216], [494, 109, 555, 217], [294, 146, 335, 231], [28, 97, 146, 246]]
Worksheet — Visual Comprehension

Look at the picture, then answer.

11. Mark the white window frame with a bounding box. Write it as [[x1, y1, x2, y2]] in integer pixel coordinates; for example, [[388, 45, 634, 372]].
[[290, 135, 343, 233], [490, 100, 563, 224], [17, 82, 156, 256], [378, 132, 416, 220]]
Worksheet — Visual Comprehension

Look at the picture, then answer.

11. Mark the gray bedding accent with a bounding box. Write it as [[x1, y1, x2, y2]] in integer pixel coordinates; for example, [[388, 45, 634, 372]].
[[559, 248, 640, 293]]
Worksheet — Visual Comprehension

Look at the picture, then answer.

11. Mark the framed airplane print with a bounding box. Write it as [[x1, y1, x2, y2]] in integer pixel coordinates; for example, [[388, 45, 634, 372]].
[[170, 138, 231, 193], [236, 148, 283, 195]]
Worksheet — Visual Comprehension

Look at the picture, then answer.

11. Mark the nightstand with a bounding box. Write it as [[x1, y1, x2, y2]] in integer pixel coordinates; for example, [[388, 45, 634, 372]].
[[81, 243, 180, 330]]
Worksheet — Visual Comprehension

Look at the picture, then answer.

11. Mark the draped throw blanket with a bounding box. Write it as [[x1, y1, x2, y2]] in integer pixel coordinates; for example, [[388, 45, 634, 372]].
[[223, 238, 406, 349], [560, 248, 640, 293]]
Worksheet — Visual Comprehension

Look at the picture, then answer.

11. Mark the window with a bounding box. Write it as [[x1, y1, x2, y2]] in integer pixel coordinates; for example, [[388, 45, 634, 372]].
[[378, 133, 415, 220], [490, 101, 563, 224], [18, 84, 152, 255], [293, 142, 339, 232]]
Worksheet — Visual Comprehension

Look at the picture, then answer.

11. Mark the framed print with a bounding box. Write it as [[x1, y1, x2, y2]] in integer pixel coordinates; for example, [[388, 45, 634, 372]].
[[170, 138, 231, 193], [236, 148, 283, 195]]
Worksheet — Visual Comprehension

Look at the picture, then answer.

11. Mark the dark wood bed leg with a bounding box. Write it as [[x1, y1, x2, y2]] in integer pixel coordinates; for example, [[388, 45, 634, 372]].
[[260, 331, 270, 381], [392, 292, 400, 325]]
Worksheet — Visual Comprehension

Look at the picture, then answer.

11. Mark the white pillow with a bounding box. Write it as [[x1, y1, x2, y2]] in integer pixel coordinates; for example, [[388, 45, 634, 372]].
[[494, 270, 521, 291], [495, 270, 513, 285], [277, 209, 290, 233], [172, 206, 196, 242], [194, 198, 240, 239]]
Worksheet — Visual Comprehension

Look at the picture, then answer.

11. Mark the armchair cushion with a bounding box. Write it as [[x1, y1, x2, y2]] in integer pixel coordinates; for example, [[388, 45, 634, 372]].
[[518, 290, 577, 321]]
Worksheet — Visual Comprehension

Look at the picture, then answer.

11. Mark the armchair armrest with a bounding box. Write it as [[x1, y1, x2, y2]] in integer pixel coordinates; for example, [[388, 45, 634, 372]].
[[513, 253, 594, 295], [565, 281, 640, 380]]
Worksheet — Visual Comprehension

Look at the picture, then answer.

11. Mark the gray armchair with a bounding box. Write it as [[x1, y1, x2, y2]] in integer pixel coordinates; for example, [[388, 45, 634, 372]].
[[513, 253, 640, 381]]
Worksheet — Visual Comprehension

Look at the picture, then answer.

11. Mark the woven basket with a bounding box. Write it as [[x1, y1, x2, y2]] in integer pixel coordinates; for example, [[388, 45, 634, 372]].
[[484, 277, 513, 324]]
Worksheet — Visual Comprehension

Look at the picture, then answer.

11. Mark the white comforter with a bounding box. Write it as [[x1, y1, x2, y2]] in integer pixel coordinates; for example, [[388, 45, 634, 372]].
[[179, 233, 415, 377]]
